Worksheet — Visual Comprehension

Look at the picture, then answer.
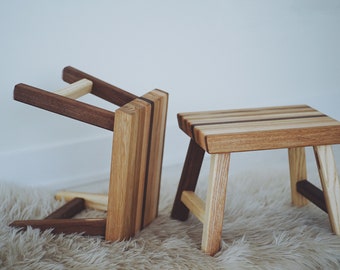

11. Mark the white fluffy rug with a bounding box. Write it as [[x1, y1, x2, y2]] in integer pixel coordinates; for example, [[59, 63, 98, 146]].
[[1, 162, 340, 269]]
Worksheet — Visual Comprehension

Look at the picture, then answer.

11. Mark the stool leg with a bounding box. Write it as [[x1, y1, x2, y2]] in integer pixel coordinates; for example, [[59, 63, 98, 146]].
[[171, 139, 205, 221], [288, 147, 308, 207], [313, 145, 340, 235], [202, 153, 230, 256]]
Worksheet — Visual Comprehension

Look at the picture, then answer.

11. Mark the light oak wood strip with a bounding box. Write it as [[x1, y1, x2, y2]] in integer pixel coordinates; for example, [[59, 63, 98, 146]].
[[181, 191, 205, 223], [55, 191, 108, 211], [202, 153, 230, 256], [178, 105, 340, 149], [188, 114, 330, 140], [54, 79, 93, 99], [178, 105, 317, 135], [288, 147, 309, 207], [179, 104, 312, 120], [180, 106, 320, 132], [196, 116, 339, 136], [183, 110, 323, 127], [62, 66, 137, 107], [141, 90, 168, 227], [203, 125, 340, 153], [106, 98, 151, 241], [132, 99, 152, 234], [314, 145, 340, 235]]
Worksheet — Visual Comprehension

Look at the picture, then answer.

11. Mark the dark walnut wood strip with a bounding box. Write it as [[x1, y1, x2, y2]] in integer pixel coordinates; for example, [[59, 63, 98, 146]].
[[171, 139, 205, 221], [63, 66, 137, 107], [45, 198, 85, 219], [296, 180, 327, 213], [10, 219, 106, 236], [14, 83, 115, 131]]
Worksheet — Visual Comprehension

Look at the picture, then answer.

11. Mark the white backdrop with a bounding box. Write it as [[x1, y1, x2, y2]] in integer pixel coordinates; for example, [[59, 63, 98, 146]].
[[1, 0, 339, 188]]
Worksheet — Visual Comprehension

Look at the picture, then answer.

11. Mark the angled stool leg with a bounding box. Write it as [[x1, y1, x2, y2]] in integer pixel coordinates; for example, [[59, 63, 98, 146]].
[[171, 139, 205, 221], [288, 147, 309, 206], [202, 153, 230, 256], [314, 145, 340, 235]]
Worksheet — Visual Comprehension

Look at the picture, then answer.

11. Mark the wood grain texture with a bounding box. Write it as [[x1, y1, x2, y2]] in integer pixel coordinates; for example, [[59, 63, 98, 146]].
[[314, 145, 340, 234], [55, 191, 108, 211], [178, 105, 340, 153], [105, 98, 152, 241], [54, 78, 92, 99], [296, 180, 327, 212], [105, 90, 168, 241], [171, 139, 205, 221], [14, 83, 115, 131], [62, 66, 137, 107], [45, 198, 85, 219], [288, 147, 309, 206], [10, 219, 106, 236], [13, 68, 168, 242], [140, 90, 168, 227], [202, 153, 230, 256], [181, 191, 205, 223]]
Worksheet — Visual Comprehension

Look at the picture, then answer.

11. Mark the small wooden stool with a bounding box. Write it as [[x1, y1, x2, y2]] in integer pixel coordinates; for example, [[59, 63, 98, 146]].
[[171, 105, 340, 256], [10, 66, 168, 241]]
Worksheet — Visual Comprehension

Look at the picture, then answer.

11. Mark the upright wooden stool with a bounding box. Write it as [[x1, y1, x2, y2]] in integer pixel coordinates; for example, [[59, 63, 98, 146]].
[[171, 105, 340, 256], [11, 66, 168, 241]]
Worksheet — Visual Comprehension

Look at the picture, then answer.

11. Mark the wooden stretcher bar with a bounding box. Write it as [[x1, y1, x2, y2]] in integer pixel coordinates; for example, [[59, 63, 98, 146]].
[[14, 83, 115, 131], [62, 66, 137, 106]]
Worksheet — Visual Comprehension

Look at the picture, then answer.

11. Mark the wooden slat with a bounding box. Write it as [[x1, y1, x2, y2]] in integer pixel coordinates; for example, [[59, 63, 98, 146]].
[[314, 145, 340, 234], [140, 90, 168, 228], [181, 191, 205, 223], [105, 98, 152, 241], [10, 219, 106, 236], [45, 198, 85, 219], [54, 78, 92, 99], [197, 116, 337, 135], [62, 66, 137, 107], [296, 180, 327, 212], [288, 147, 309, 206], [171, 139, 205, 221], [204, 126, 340, 153], [202, 153, 230, 256], [14, 83, 115, 131], [177, 105, 340, 153], [55, 191, 108, 211], [179, 105, 322, 136]]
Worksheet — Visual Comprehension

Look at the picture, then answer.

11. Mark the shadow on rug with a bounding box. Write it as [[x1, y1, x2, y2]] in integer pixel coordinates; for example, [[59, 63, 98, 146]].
[[1, 167, 340, 269]]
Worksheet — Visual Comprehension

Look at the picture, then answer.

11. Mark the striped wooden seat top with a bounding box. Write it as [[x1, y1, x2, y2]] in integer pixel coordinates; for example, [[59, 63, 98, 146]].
[[178, 105, 340, 153]]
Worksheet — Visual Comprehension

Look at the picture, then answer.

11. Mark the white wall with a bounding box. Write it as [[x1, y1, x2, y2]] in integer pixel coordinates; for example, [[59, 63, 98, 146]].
[[1, 0, 340, 189]]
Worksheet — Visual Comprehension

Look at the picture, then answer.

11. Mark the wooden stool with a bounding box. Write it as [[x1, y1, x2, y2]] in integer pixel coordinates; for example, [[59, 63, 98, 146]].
[[171, 105, 340, 256], [10, 66, 168, 241]]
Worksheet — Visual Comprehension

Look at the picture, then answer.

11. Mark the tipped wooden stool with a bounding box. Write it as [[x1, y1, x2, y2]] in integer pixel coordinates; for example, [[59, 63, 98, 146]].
[[171, 105, 340, 256], [10, 66, 168, 241]]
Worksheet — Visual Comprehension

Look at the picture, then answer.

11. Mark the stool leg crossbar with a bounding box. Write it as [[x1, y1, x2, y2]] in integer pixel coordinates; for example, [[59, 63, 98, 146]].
[[289, 145, 340, 234], [10, 66, 168, 241]]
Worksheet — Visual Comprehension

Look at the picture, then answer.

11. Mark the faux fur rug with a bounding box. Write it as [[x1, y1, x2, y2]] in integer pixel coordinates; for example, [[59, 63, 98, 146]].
[[1, 165, 340, 269]]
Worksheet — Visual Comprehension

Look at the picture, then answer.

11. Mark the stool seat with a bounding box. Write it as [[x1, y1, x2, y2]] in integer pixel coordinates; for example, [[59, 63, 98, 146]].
[[172, 104, 340, 256], [178, 105, 340, 153]]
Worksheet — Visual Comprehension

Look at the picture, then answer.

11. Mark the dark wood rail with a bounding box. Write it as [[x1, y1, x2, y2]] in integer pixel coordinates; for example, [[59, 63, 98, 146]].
[[296, 180, 327, 213], [14, 83, 115, 131], [63, 66, 137, 107], [10, 219, 106, 236]]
